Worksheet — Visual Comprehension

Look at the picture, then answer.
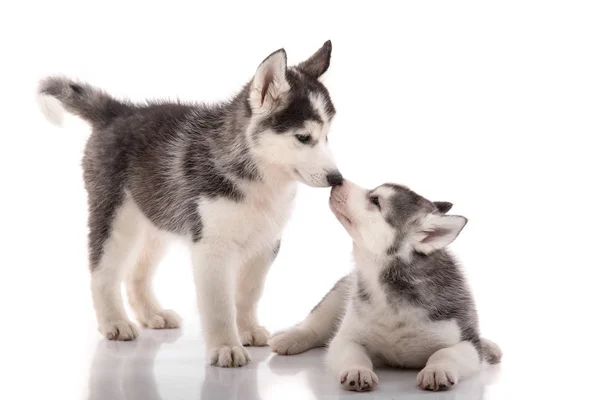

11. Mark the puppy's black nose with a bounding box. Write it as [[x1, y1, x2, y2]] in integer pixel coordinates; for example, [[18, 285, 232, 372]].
[[326, 172, 344, 186]]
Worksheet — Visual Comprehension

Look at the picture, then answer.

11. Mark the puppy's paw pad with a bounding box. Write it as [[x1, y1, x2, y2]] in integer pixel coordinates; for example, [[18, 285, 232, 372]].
[[239, 325, 270, 346], [141, 309, 182, 329], [340, 367, 379, 392], [417, 365, 457, 391], [268, 327, 316, 355], [100, 320, 139, 341], [209, 345, 250, 368]]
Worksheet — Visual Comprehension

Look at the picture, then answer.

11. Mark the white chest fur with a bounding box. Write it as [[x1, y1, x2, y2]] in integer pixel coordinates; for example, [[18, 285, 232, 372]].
[[196, 181, 296, 259], [348, 300, 461, 368], [343, 259, 462, 368]]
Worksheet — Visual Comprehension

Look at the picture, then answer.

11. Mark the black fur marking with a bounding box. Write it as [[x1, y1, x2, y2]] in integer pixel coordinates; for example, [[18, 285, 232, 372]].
[[189, 204, 204, 243], [243, 98, 252, 118], [69, 83, 83, 95], [290, 69, 336, 117], [382, 184, 437, 256], [272, 240, 281, 258], [355, 272, 371, 303], [269, 95, 321, 133], [39, 44, 338, 272], [55, 81, 258, 266], [433, 201, 453, 214], [297, 40, 333, 79], [380, 251, 483, 357], [86, 190, 125, 269], [40, 77, 133, 127], [260, 68, 336, 135]]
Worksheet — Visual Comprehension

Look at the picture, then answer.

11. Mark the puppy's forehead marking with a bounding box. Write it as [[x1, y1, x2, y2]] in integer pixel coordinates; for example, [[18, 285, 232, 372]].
[[374, 186, 397, 200], [382, 183, 410, 193], [309, 93, 329, 124], [267, 95, 321, 133], [377, 184, 433, 230]]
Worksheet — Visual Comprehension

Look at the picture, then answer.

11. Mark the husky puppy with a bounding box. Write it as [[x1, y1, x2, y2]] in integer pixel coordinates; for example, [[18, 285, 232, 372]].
[[269, 180, 502, 390], [37, 41, 342, 368]]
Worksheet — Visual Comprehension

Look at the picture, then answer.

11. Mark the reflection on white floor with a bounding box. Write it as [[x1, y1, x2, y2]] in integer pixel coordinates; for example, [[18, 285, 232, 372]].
[[86, 325, 502, 400]]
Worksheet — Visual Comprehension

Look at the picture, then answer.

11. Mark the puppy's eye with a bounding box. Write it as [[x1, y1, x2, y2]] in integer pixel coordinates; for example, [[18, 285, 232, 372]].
[[295, 134, 311, 144], [370, 196, 381, 209]]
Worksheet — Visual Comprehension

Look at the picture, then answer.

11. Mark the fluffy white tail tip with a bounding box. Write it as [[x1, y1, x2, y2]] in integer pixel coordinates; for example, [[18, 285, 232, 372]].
[[37, 93, 65, 126]]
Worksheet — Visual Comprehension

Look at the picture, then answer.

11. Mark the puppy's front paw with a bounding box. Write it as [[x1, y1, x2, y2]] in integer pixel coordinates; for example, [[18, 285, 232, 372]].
[[209, 345, 250, 368], [99, 319, 139, 341], [340, 367, 379, 392], [269, 327, 317, 355], [417, 365, 457, 391], [239, 324, 270, 346]]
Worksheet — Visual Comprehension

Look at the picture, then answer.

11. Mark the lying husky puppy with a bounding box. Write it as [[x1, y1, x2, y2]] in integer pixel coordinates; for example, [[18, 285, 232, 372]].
[[37, 41, 341, 368], [270, 180, 502, 391]]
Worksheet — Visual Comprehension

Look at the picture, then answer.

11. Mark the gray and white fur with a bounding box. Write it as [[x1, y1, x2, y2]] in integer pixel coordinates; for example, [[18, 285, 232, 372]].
[[37, 41, 342, 368], [269, 181, 502, 391]]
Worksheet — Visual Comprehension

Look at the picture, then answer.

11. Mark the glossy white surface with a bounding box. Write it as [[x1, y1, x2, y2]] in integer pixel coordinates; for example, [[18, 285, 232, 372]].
[[87, 326, 503, 400], [6, 308, 598, 400], [3, 0, 600, 399], [62, 320, 588, 400]]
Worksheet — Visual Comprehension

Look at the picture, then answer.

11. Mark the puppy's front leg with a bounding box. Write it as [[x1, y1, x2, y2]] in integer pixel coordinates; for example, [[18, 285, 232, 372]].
[[235, 242, 279, 347], [327, 334, 378, 392], [191, 239, 249, 367], [417, 340, 481, 391]]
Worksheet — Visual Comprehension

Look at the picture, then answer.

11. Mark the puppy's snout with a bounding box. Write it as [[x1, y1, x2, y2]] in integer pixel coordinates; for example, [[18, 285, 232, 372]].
[[326, 171, 344, 187], [330, 183, 346, 202]]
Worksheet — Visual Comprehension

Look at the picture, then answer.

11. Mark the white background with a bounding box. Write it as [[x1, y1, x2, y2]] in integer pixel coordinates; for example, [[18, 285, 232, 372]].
[[1, 1, 599, 399]]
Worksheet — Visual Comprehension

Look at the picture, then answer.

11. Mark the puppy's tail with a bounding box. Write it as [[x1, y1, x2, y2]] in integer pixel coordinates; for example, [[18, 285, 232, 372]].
[[37, 76, 131, 127], [481, 337, 503, 364]]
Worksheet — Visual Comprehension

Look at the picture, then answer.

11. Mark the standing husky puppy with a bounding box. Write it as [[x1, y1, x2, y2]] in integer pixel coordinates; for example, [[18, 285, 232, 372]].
[[270, 181, 502, 390], [37, 41, 341, 368]]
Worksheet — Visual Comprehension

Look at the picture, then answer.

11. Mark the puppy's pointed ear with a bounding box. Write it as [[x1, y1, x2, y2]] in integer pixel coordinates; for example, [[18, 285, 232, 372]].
[[250, 49, 290, 112], [297, 40, 332, 78], [412, 215, 467, 255], [433, 201, 453, 214]]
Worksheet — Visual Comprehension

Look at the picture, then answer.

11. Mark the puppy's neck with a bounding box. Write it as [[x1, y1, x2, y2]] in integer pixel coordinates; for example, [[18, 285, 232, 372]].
[[352, 242, 427, 286], [352, 242, 415, 268], [351, 244, 388, 283]]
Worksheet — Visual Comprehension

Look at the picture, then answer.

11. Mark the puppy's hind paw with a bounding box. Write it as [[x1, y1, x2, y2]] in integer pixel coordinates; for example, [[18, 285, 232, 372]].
[[268, 327, 318, 355], [139, 309, 182, 329], [239, 325, 270, 347]]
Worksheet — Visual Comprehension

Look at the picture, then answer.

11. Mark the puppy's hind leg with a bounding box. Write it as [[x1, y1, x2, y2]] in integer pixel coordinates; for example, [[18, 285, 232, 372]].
[[126, 232, 181, 330], [270, 275, 351, 355], [90, 197, 145, 341], [417, 340, 482, 391], [481, 337, 503, 364]]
